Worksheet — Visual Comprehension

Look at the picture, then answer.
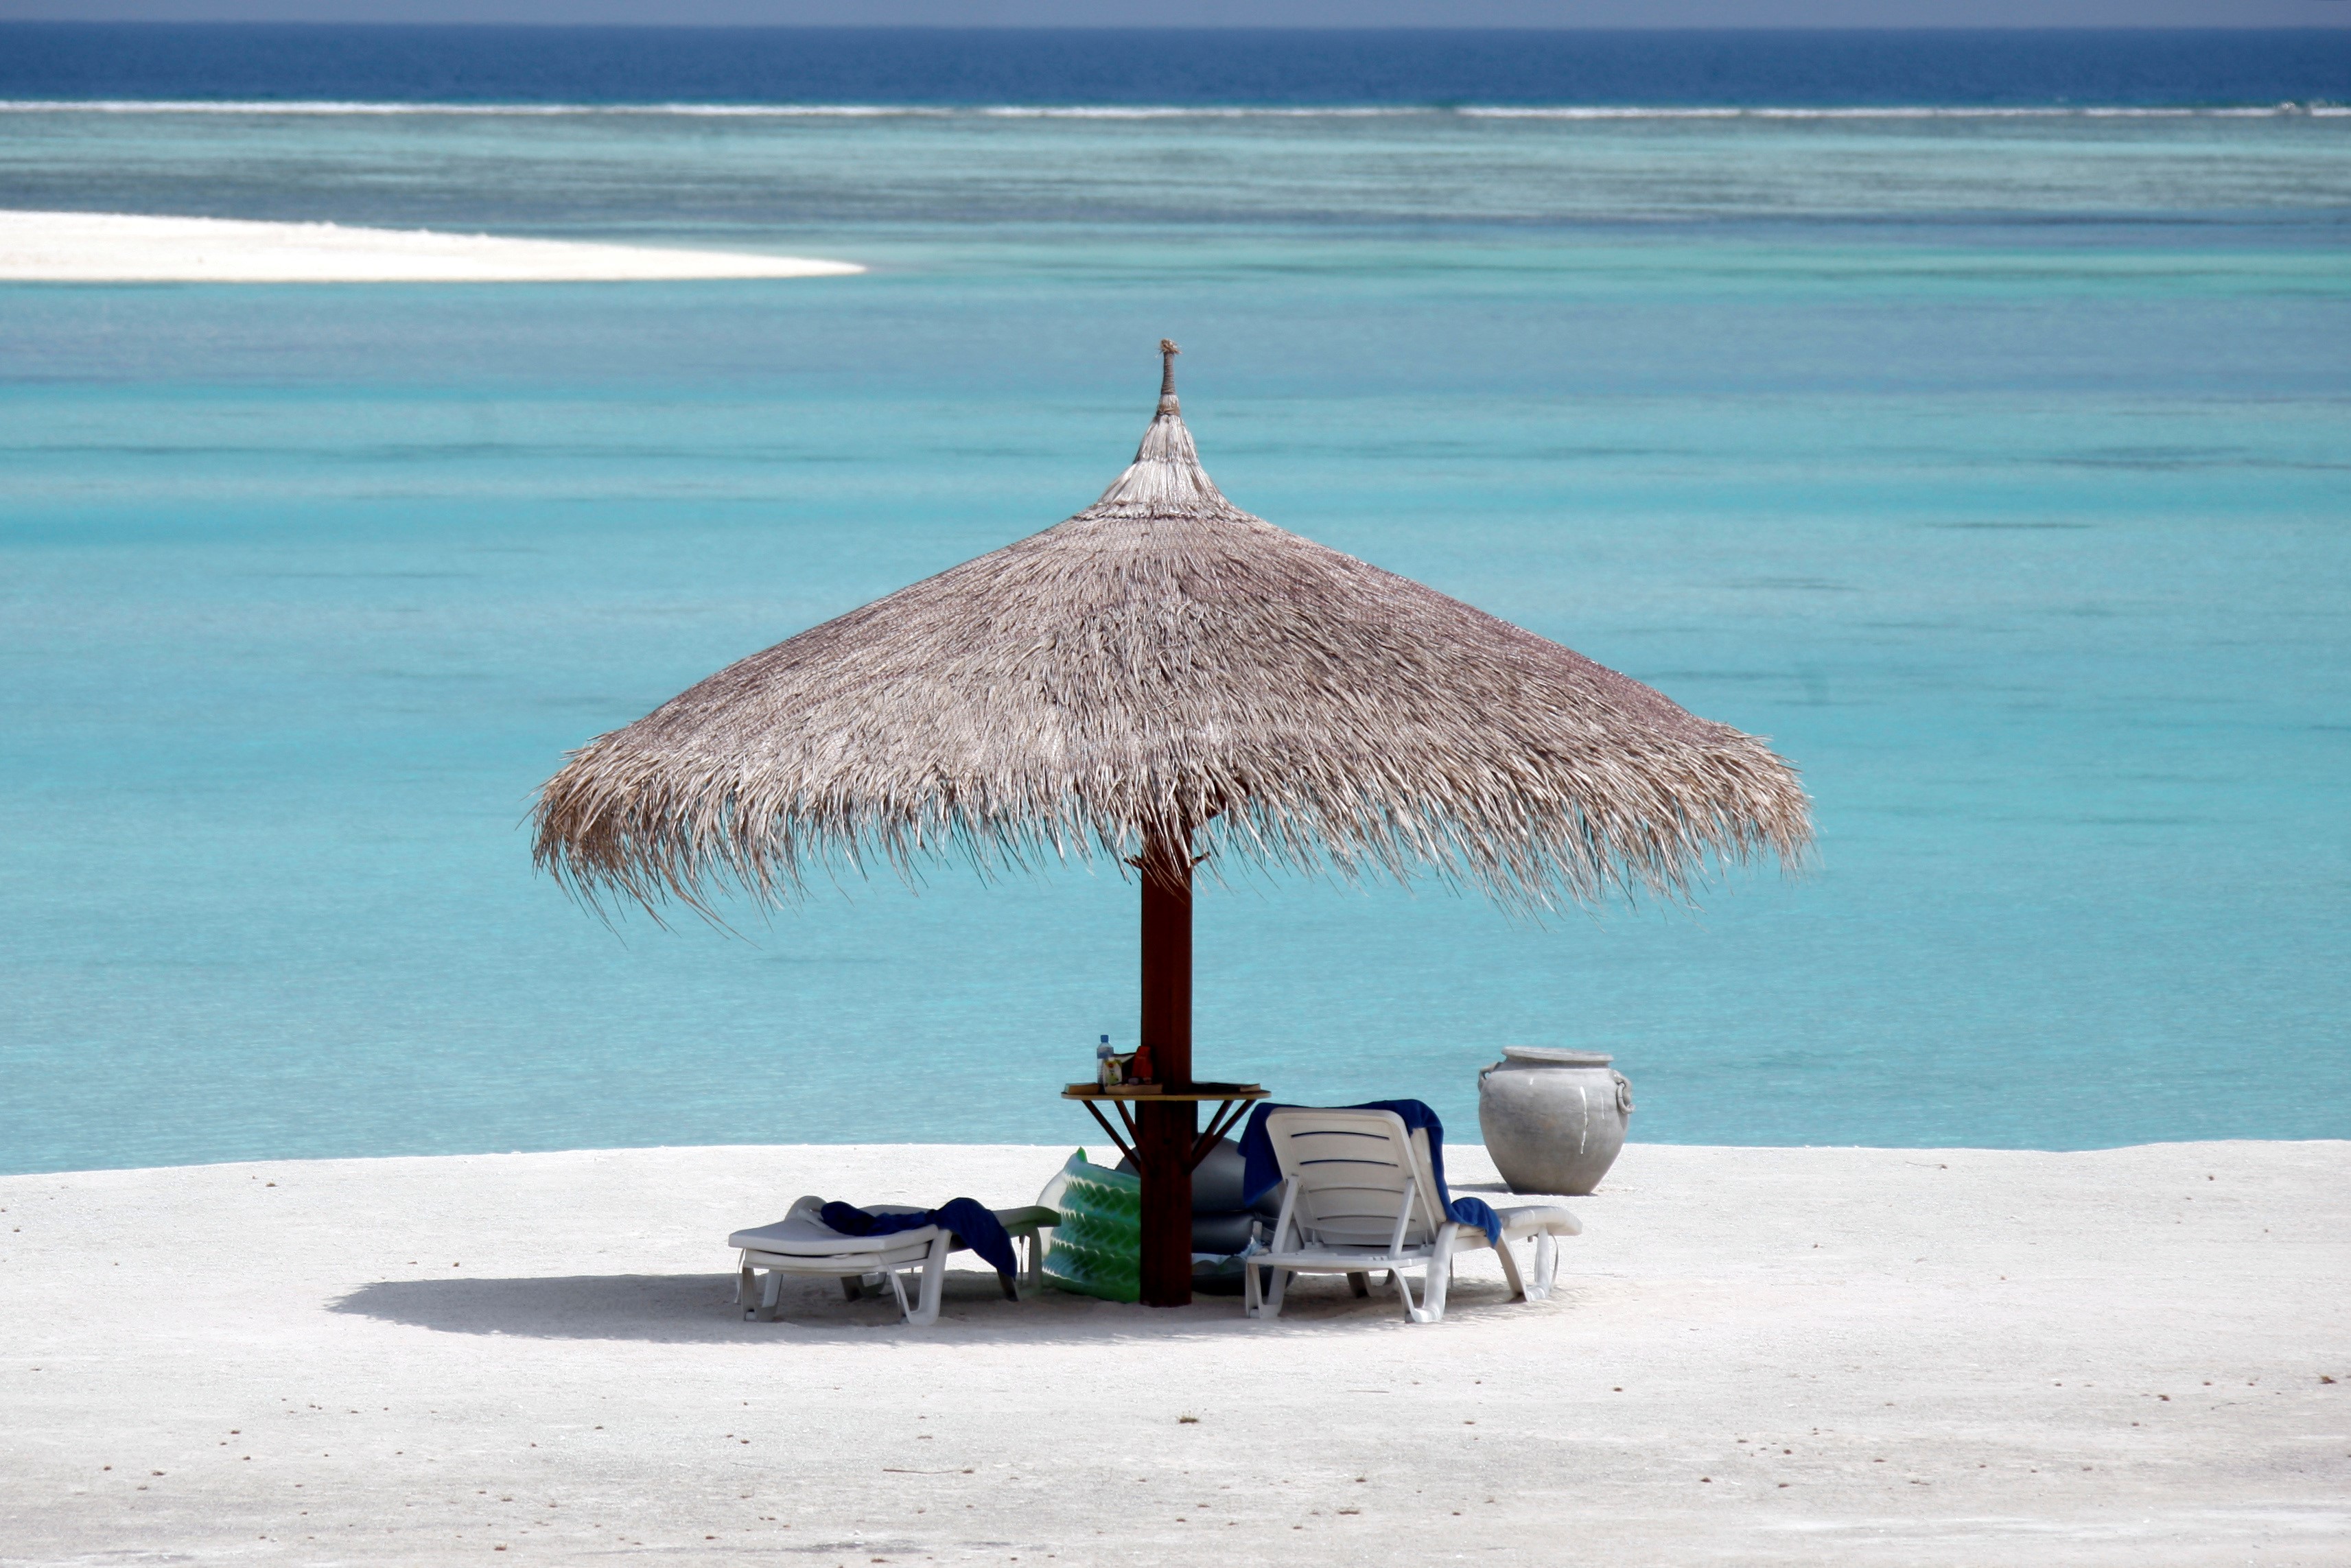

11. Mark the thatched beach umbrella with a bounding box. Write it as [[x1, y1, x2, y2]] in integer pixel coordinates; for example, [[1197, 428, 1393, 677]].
[[535, 343, 1811, 1308]]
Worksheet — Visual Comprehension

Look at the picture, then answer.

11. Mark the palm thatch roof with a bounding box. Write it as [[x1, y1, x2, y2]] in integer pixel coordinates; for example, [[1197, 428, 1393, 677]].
[[534, 345, 1810, 917]]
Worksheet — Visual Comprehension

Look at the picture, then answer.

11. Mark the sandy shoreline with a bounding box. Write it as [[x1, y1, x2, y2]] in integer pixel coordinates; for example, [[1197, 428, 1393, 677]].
[[0, 211, 864, 282], [4, 1139, 2346, 1565]]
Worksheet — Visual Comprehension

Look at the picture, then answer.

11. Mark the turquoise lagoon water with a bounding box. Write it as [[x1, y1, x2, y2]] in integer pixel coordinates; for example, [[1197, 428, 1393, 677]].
[[3, 106, 2348, 1172]]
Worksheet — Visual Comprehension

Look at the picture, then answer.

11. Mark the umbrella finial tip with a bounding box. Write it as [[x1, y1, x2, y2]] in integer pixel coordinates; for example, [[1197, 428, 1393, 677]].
[[1158, 339, 1181, 405]]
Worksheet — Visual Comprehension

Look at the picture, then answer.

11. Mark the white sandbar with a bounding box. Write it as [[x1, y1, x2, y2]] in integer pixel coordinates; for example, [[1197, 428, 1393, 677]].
[[0, 210, 863, 282], [3, 1140, 2346, 1564]]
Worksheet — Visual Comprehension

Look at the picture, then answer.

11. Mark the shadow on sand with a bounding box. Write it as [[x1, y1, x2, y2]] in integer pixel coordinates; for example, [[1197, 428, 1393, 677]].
[[328, 1267, 1541, 1344]]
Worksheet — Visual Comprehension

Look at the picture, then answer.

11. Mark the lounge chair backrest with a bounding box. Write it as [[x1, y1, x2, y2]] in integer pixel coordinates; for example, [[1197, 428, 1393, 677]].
[[1263, 1108, 1447, 1248]]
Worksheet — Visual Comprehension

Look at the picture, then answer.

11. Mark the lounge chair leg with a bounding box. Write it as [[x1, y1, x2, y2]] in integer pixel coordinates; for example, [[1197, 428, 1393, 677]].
[[1347, 1271, 1370, 1298], [1393, 1264, 1424, 1323], [737, 1264, 756, 1312], [1262, 1263, 1290, 1320], [840, 1276, 863, 1302], [885, 1269, 913, 1321], [1496, 1234, 1529, 1302], [1531, 1234, 1558, 1300], [1244, 1259, 1263, 1318], [1407, 1230, 1458, 1324], [756, 1269, 783, 1324], [898, 1239, 948, 1327], [1420, 1244, 1453, 1324]]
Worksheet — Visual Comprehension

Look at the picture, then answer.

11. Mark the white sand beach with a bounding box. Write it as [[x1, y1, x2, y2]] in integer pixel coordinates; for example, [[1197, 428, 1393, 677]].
[[0, 211, 863, 282], [3, 1140, 2346, 1565]]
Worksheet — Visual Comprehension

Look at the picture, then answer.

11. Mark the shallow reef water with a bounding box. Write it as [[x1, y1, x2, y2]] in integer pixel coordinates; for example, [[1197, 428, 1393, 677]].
[[2, 84, 2346, 1171]]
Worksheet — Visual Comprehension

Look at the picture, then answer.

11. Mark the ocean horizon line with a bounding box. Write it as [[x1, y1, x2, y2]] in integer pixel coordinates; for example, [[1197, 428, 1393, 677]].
[[3, 21, 2348, 31], [3, 99, 2344, 117]]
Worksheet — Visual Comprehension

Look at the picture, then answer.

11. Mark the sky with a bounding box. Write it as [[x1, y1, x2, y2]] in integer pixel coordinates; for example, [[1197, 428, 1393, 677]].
[[4, 1, 2347, 26]]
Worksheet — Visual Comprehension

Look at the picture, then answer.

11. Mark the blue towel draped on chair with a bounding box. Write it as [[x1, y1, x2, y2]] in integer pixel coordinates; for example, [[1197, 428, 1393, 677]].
[[816, 1197, 1020, 1283]]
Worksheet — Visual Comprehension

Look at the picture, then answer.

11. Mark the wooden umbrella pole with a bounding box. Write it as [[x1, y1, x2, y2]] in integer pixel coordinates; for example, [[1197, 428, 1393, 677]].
[[1135, 823, 1195, 1308]]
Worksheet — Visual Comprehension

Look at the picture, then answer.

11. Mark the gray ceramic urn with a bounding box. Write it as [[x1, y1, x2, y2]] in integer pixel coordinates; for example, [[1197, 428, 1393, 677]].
[[1477, 1047, 1634, 1195]]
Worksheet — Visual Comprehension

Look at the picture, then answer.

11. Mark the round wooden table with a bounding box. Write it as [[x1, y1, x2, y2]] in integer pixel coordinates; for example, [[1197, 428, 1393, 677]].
[[1060, 1081, 1270, 1173]]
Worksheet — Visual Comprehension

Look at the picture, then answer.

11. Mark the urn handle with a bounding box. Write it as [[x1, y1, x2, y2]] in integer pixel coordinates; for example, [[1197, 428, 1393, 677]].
[[1613, 1070, 1635, 1116]]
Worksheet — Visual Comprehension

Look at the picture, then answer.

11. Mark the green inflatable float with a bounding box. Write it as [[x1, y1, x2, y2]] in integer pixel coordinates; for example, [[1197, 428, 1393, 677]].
[[1037, 1150, 1141, 1303]]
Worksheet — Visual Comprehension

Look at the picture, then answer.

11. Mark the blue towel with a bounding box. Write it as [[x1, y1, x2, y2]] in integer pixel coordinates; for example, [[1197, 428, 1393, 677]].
[[816, 1197, 1020, 1283], [1238, 1099, 1504, 1248]]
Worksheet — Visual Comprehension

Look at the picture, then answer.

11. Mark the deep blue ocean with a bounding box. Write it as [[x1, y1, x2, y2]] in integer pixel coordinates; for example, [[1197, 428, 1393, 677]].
[[3, 28, 2347, 1173], [3, 25, 2348, 110]]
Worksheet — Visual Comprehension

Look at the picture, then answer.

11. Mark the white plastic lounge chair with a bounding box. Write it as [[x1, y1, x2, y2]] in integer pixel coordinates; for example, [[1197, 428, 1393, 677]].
[[1243, 1108, 1582, 1324], [731, 1197, 1056, 1327]]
